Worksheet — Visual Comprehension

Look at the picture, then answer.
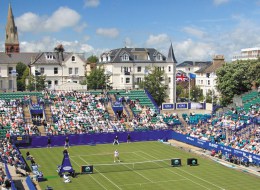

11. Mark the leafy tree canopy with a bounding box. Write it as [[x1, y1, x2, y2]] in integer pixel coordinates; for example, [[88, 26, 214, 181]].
[[216, 60, 258, 106], [87, 55, 98, 63], [86, 67, 106, 90], [139, 67, 168, 106]]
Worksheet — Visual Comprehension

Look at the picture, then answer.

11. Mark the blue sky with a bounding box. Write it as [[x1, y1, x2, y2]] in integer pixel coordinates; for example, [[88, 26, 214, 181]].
[[1, 0, 260, 62]]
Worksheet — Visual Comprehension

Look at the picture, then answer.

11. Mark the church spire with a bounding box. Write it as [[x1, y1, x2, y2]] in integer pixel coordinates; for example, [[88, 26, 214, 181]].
[[5, 3, 20, 53], [167, 43, 177, 63]]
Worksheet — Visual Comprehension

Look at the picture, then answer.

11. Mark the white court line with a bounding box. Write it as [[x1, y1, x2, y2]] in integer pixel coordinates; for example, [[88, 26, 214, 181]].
[[119, 178, 187, 187], [140, 151, 225, 190], [70, 151, 142, 158], [70, 157, 108, 190], [70, 158, 107, 190], [78, 156, 122, 190], [134, 152, 211, 190]]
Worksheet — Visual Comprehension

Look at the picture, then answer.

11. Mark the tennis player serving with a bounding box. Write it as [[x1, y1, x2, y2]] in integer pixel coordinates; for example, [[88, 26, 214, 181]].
[[114, 149, 120, 163]]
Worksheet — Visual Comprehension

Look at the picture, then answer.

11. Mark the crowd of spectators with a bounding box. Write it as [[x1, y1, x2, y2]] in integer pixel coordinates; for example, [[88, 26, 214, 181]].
[[176, 103, 260, 156], [43, 91, 126, 135]]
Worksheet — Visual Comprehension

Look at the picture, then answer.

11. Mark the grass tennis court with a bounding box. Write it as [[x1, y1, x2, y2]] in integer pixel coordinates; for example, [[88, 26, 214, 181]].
[[20, 141, 260, 190]]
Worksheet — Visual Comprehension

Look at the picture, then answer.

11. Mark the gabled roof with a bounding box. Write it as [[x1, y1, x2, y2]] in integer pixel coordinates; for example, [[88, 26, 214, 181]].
[[100, 47, 167, 63], [31, 52, 85, 65], [177, 61, 211, 68], [0, 52, 38, 65], [195, 56, 225, 73], [0, 52, 86, 65]]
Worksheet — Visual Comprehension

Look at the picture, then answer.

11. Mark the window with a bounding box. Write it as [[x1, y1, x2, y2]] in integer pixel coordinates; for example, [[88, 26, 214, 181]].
[[207, 80, 210, 85], [168, 66, 171, 72], [40, 67, 44, 74], [136, 77, 142, 84], [72, 56, 76, 62], [54, 67, 58, 74], [122, 54, 129, 61], [124, 67, 130, 75], [73, 81, 77, 83], [201, 80, 203, 84], [206, 73, 210, 78], [69, 68, 72, 75], [75, 67, 79, 75], [137, 66, 142, 72], [125, 78, 130, 83], [8, 67, 13, 74], [54, 80, 58, 85], [168, 77, 171, 83], [157, 54, 162, 61]]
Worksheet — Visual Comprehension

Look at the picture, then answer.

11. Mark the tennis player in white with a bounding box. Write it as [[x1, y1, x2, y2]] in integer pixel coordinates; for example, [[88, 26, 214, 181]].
[[114, 150, 120, 163]]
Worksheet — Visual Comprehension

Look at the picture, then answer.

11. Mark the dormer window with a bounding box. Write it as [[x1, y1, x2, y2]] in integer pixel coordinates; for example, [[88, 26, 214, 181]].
[[46, 54, 55, 60], [122, 54, 129, 61], [157, 54, 162, 61], [72, 56, 76, 62]]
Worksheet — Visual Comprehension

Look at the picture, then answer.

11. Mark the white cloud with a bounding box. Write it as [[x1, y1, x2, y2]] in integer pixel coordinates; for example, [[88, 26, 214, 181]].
[[145, 34, 170, 46], [20, 37, 94, 54], [124, 37, 135, 48], [16, 7, 81, 33], [84, 0, 100, 7], [182, 27, 207, 39], [96, 28, 119, 38], [174, 39, 214, 62], [83, 35, 90, 42], [74, 22, 88, 33], [213, 0, 230, 6]]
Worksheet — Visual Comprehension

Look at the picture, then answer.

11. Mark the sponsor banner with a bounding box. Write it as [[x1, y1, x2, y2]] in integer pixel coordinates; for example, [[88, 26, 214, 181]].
[[176, 103, 188, 109], [162, 103, 174, 110], [172, 131, 260, 165]]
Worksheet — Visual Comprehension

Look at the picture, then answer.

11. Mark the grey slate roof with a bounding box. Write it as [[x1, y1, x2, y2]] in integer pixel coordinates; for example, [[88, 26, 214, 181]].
[[177, 61, 211, 68], [0, 52, 38, 65], [167, 43, 177, 63], [0, 52, 86, 65], [100, 47, 167, 63]]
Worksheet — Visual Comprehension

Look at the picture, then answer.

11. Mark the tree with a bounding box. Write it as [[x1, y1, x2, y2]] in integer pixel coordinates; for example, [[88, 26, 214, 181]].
[[86, 67, 106, 90], [216, 62, 253, 106], [26, 74, 46, 91], [87, 55, 98, 63], [16, 62, 28, 91], [246, 59, 260, 87], [190, 85, 204, 102], [205, 89, 218, 104], [139, 67, 168, 106], [176, 85, 184, 101]]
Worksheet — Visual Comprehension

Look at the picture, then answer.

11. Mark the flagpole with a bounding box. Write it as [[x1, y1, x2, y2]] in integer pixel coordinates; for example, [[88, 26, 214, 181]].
[[188, 72, 190, 102]]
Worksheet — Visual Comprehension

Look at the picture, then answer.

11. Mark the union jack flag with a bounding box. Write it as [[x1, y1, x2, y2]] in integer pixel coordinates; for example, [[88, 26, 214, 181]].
[[176, 72, 188, 81]]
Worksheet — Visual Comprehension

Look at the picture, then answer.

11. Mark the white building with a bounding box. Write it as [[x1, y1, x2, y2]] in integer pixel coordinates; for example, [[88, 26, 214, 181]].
[[98, 45, 178, 103], [30, 50, 86, 90], [232, 47, 260, 61], [195, 55, 225, 97]]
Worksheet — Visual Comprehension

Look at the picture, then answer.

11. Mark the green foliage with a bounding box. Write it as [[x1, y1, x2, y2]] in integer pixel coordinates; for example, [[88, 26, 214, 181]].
[[205, 89, 218, 104], [26, 74, 46, 91], [140, 67, 168, 105], [216, 61, 254, 106], [16, 62, 29, 91], [86, 67, 106, 90], [176, 85, 184, 100], [87, 55, 98, 63], [190, 85, 204, 102]]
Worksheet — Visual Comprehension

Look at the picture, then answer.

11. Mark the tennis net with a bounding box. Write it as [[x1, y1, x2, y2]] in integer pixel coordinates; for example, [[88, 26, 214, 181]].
[[93, 159, 171, 173]]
